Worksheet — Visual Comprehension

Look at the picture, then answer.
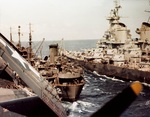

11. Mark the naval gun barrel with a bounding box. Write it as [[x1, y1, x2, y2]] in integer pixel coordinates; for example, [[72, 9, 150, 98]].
[[0, 33, 67, 117]]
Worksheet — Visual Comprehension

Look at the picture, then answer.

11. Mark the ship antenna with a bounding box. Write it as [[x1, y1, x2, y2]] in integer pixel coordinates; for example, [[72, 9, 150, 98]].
[[114, 0, 121, 17], [107, 0, 121, 24], [28, 23, 32, 63]]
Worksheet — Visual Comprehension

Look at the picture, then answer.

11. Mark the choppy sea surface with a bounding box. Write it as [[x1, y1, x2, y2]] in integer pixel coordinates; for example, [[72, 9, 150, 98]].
[[22, 40, 150, 117]]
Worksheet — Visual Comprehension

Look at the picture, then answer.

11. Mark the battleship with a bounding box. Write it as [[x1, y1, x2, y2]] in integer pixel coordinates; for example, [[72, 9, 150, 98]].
[[62, 0, 150, 84]]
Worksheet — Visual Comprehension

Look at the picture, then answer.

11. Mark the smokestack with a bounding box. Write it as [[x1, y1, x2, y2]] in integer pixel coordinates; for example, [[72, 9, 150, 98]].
[[49, 44, 58, 64]]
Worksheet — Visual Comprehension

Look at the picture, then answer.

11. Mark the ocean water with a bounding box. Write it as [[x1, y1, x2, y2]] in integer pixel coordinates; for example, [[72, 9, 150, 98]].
[[29, 39, 98, 58], [22, 40, 150, 117]]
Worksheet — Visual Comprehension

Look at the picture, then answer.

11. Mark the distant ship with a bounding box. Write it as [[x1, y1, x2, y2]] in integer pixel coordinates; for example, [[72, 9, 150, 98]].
[[62, 0, 150, 84]]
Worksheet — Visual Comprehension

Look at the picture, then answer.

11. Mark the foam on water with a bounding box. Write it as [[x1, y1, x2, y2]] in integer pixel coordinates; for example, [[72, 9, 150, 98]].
[[65, 100, 99, 117], [93, 71, 125, 83]]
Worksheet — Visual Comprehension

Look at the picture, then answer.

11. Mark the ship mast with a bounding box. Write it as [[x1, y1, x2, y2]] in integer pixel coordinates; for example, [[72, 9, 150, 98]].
[[28, 23, 32, 63], [18, 26, 21, 47], [107, 0, 121, 24]]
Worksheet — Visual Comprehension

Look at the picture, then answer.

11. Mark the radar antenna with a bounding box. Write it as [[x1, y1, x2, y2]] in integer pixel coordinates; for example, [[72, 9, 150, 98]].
[[107, 0, 122, 24], [114, 0, 121, 17]]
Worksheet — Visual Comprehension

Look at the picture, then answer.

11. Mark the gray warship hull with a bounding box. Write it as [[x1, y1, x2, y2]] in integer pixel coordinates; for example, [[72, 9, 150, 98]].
[[69, 58, 150, 84]]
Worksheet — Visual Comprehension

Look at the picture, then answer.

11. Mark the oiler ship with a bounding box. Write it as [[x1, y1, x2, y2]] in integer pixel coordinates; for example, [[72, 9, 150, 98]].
[[9, 25, 85, 101], [34, 44, 85, 101], [62, 1, 150, 84]]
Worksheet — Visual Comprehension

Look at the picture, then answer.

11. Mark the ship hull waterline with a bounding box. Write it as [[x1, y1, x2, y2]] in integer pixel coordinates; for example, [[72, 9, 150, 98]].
[[67, 58, 150, 84], [56, 83, 85, 101]]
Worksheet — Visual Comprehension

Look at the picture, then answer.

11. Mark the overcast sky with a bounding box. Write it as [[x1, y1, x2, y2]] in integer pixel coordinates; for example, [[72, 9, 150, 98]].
[[0, 0, 149, 42]]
